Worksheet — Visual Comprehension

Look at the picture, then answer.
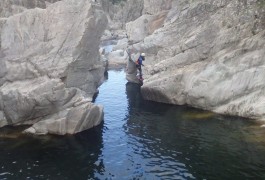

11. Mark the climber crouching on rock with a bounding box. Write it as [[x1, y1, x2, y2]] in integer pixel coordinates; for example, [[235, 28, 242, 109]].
[[136, 53, 145, 81]]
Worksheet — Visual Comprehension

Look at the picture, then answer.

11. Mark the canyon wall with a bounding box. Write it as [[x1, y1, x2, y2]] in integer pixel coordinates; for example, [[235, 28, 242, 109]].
[[120, 0, 265, 120], [0, 0, 107, 135]]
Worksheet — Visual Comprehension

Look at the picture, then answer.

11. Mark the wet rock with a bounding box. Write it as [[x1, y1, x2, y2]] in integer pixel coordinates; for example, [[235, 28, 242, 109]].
[[126, 52, 142, 84], [24, 103, 103, 135], [0, 111, 7, 127]]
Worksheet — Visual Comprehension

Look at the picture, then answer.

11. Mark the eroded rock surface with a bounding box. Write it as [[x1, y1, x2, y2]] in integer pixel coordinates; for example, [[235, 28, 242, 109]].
[[0, 0, 107, 135], [0, 0, 62, 18], [110, 0, 265, 120], [139, 0, 265, 120]]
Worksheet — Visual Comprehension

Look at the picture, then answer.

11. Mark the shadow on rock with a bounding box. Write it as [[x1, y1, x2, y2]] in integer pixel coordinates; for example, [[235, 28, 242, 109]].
[[125, 82, 143, 112]]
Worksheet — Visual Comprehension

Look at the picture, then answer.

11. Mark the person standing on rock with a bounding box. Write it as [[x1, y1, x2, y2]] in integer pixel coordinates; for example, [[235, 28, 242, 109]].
[[136, 53, 145, 80]]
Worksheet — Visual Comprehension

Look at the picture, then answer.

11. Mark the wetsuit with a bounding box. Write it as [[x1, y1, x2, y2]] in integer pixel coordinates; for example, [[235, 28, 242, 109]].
[[136, 56, 144, 80]]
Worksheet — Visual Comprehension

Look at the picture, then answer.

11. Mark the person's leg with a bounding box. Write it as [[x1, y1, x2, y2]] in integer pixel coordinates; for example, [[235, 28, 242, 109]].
[[139, 66, 143, 79], [136, 65, 140, 76]]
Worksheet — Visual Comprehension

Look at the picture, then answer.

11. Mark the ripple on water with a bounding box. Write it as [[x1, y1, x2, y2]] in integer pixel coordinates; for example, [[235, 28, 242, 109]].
[[1, 70, 265, 179]]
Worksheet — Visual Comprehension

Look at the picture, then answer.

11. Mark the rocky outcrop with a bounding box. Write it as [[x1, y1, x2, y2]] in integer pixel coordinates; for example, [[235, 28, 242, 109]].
[[100, 0, 143, 30], [0, 0, 62, 18], [126, 12, 168, 44], [126, 52, 142, 84], [138, 0, 265, 120], [0, 0, 107, 135], [115, 0, 265, 120]]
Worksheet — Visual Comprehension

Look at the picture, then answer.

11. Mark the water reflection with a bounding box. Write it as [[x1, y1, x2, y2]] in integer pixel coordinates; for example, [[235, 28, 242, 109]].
[[125, 82, 196, 179], [124, 81, 265, 179], [0, 125, 104, 179], [1, 70, 265, 179], [125, 82, 143, 111]]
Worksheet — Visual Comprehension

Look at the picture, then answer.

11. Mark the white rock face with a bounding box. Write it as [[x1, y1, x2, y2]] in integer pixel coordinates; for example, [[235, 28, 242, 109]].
[[122, 0, 265, 120], [0, 0, 108, 135], [100, 0, 143, 30], [0, 0, 62, 18], [126, 12, 168, 44], [99, 0, 144, 70], [143, 0, 172, 15], [24, 102, 103, 135], [107, 49, 128, 69]]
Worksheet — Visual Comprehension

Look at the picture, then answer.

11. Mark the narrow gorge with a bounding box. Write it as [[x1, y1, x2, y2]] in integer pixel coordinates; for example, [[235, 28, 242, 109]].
[[0, 0, 265, 179], [102, 0, 265, 121], [1, 0, 265, 133]]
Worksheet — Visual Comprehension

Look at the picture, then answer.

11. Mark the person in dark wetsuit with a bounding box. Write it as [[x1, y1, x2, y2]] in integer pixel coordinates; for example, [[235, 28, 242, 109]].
[[136, 53, 145, 80]]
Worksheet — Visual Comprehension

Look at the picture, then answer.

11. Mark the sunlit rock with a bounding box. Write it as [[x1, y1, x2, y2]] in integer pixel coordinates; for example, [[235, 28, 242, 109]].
[[0, 0, 107, 135], [140, 0, 265, 120], [107, 49, 128, 69], [106, 0, 265, 120]]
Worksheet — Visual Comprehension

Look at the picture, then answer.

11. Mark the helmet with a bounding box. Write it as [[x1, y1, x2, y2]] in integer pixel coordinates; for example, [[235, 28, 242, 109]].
[[141, 53, 146, 57]]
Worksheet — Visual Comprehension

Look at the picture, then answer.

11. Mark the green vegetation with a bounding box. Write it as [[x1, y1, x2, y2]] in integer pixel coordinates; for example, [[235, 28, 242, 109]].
[[182, 112, 215, 120], [257, 0, 265, 7], [111, 0, 126, 4]]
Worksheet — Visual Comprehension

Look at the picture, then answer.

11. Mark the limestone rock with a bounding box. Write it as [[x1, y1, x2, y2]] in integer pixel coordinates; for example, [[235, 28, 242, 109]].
[[100, 0, 143, 29], [0, 0, 62, 18], [0, 111, 7, 127], [0, 0, 107, 135], [24, 103, 103, 135], [143, 0, 172, 15], [140, 0, 265, 120], [126, 52, 142, 84], [113, 0, 265, 120], [112, 38, 128, 51], [107, 49, 128, 69], [126, 12, 168, 44]]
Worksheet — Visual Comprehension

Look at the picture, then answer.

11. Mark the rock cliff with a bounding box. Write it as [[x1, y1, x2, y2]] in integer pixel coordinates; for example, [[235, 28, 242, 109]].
[[0, 0, 107, 135], [1, 0, 264, 135], [118, 0, 265, 120]]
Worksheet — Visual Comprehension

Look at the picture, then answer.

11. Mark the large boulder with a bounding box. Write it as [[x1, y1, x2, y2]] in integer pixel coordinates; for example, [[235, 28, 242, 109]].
[[136, 0, 265, 120], [0, 0, 108, 135], [126, 54, 140, 84]]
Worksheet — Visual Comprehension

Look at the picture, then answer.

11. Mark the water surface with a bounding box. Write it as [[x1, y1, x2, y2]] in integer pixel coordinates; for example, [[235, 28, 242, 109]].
[[1, 70, 265, 179]]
